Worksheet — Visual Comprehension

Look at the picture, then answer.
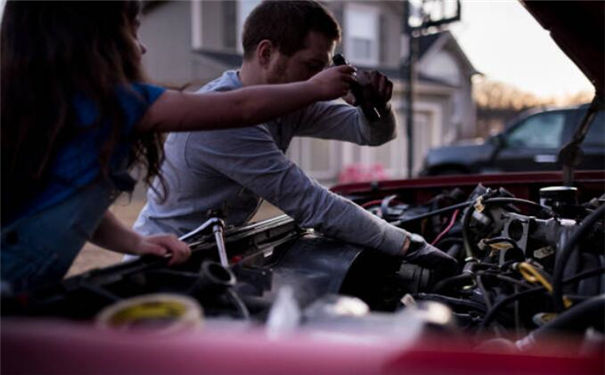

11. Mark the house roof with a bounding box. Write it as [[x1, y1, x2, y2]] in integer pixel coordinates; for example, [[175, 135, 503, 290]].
[[417, 30, 480, 76], [418, 32, 442, 59]]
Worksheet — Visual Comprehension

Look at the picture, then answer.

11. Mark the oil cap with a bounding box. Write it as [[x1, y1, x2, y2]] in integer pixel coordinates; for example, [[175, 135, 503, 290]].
[[539, 186, 578, 218]]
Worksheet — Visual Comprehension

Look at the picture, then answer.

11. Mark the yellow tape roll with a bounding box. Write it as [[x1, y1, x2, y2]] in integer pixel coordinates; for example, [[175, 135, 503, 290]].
[[95, 293, 204, 334]]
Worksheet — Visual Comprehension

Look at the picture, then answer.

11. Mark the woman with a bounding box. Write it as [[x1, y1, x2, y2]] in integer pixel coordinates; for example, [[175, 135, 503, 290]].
[[1, 1, 354, 291]]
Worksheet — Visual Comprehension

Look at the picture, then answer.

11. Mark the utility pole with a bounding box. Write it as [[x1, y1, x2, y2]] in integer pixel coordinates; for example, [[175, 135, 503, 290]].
[[403, 0, 461, 178], [405, 30, 419, 178]]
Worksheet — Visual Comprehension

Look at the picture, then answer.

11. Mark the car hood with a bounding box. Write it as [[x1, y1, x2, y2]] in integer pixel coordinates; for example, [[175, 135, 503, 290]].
[[519, 1, 604, 95]]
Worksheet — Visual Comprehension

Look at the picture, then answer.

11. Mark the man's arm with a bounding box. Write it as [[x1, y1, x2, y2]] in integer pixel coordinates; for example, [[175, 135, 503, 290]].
[[291, 70, 397, 146], [180, 125, 457, 272], [185, 127, 407, 256], [292, 100, 397, 145]]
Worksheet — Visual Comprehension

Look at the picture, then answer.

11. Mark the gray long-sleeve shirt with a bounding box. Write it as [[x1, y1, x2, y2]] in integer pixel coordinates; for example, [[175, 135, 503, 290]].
[[133, 70, 409, 256]]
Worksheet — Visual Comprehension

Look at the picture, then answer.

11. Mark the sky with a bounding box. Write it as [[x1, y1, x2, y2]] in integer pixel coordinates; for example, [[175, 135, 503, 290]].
[[0, 0, 593, 98], [449, 0, 594, 98]]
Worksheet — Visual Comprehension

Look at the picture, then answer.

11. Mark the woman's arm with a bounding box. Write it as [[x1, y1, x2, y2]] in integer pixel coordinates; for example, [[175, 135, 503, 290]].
[[90, 211, 191, 265], [136, 65, 355, 132]]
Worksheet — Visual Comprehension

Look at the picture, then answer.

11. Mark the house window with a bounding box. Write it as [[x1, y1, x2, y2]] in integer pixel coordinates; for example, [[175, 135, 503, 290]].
[[344, 4, 380, 65], [237, 0, 262, 52], [190, 0, 260, 52], [191, 0, 202, 49], [223, 1, 237, 49]]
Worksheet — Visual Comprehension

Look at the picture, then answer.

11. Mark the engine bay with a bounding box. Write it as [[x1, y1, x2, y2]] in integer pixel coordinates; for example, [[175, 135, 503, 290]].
[[3, 172, 604, 356]]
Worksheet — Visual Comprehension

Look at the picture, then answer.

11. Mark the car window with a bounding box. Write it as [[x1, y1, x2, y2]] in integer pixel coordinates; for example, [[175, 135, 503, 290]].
[[583, 110, 605, 147], [506, 112, 566, 149]]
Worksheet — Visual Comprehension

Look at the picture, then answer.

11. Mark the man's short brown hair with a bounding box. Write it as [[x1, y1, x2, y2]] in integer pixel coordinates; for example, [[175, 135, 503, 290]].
[[242, 0, 341, 59]]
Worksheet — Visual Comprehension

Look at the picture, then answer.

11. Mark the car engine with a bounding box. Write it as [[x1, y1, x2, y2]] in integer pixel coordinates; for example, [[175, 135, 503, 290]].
[[2, 175, 604, 356], [357, 183, 604, 351]]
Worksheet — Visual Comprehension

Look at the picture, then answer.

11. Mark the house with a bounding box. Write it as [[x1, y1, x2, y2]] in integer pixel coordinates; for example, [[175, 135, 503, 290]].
[[140, 0, 478, 182]]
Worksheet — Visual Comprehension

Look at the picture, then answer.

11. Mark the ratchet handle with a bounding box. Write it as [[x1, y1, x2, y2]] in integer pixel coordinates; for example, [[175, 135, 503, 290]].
[[332, 53, 380, 121]]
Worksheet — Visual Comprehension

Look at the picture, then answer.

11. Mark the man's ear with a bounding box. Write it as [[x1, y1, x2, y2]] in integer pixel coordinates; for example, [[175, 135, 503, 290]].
[[257, 40, 274, 68]]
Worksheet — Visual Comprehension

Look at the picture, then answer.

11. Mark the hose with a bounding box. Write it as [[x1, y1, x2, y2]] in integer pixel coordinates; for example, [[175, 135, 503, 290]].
[[227, 289, 250, 319], [476, 274, 492, 309], [479, 286, 544, 330], [484, 197, 554, 216], [393, 201, 473, 226], [415, 293, 487, 312], [480, 267, 605, 329], [431, 273, 474, 294], [431, 209, 460, 245], [516, 295, 605, 351], [477, 271, 532, 289], [552, 203, 605, 312]]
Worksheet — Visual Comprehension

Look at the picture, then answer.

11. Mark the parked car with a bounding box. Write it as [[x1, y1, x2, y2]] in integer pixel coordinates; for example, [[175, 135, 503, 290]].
[[421, 104, 605, 176]]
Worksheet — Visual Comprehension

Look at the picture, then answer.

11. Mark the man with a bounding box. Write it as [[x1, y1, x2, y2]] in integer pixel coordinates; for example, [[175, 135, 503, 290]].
[[134, 0, 455, 272]]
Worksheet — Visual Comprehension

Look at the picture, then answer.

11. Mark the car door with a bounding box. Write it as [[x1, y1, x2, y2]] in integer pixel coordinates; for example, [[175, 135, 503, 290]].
[[491, 110, 568, 172], [578, 109, 605, 170]]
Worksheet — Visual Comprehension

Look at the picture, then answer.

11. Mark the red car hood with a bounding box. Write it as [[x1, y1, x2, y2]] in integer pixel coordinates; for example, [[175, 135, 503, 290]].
[[331, 170, 605, 203]]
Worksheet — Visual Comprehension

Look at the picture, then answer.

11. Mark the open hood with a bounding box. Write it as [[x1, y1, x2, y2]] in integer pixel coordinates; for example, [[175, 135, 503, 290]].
[[519, 1, 604, 96]]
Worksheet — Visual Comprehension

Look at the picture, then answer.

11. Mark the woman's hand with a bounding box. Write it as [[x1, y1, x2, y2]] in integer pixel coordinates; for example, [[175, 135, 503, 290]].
[[132, 234, 192, 266], [90, 212, 191, 266], [307, 65, 356, 101]]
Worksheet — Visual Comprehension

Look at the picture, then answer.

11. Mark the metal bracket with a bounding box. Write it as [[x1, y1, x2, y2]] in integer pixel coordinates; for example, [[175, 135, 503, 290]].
[[180, 214, 229, 267]]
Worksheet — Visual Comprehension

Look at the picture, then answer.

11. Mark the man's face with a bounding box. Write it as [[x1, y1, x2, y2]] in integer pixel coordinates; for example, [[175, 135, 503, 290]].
[[265, 31, 336, 84]]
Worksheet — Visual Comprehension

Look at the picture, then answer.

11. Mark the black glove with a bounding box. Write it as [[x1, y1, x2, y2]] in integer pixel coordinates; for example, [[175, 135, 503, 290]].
[[403, 233, 458, 276]]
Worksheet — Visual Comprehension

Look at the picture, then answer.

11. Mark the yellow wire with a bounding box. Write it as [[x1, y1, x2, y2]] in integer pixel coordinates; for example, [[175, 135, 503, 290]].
[[518, 262, 572, 308], [487, 242, 514, 251], [518, 262, 552, 291]]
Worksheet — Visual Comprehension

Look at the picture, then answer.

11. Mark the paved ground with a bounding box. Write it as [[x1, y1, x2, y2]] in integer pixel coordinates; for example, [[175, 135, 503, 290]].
[[66, 194, 143, 277], [66, 188, 282, 277]]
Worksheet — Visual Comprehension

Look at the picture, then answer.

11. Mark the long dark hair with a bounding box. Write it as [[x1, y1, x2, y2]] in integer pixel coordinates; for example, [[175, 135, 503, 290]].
[[1, 1, 164, 222]]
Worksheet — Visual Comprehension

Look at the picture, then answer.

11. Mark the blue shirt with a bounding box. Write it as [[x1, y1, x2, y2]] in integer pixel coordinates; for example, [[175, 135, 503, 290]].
[[14, 83, 165, 223]]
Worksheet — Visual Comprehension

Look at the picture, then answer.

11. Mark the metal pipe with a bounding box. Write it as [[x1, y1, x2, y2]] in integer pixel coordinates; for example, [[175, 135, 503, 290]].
[[212, 221, 229, 267], [179, 217, 222, 242]]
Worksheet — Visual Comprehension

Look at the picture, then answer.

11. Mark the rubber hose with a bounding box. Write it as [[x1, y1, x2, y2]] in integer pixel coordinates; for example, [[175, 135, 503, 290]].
[[552, 204, 605, 311]]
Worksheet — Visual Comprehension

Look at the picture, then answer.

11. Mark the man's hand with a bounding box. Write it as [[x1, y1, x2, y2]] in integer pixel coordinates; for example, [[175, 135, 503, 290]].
[[402, 233, 458, 276], [356, 70, 393, 114]]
